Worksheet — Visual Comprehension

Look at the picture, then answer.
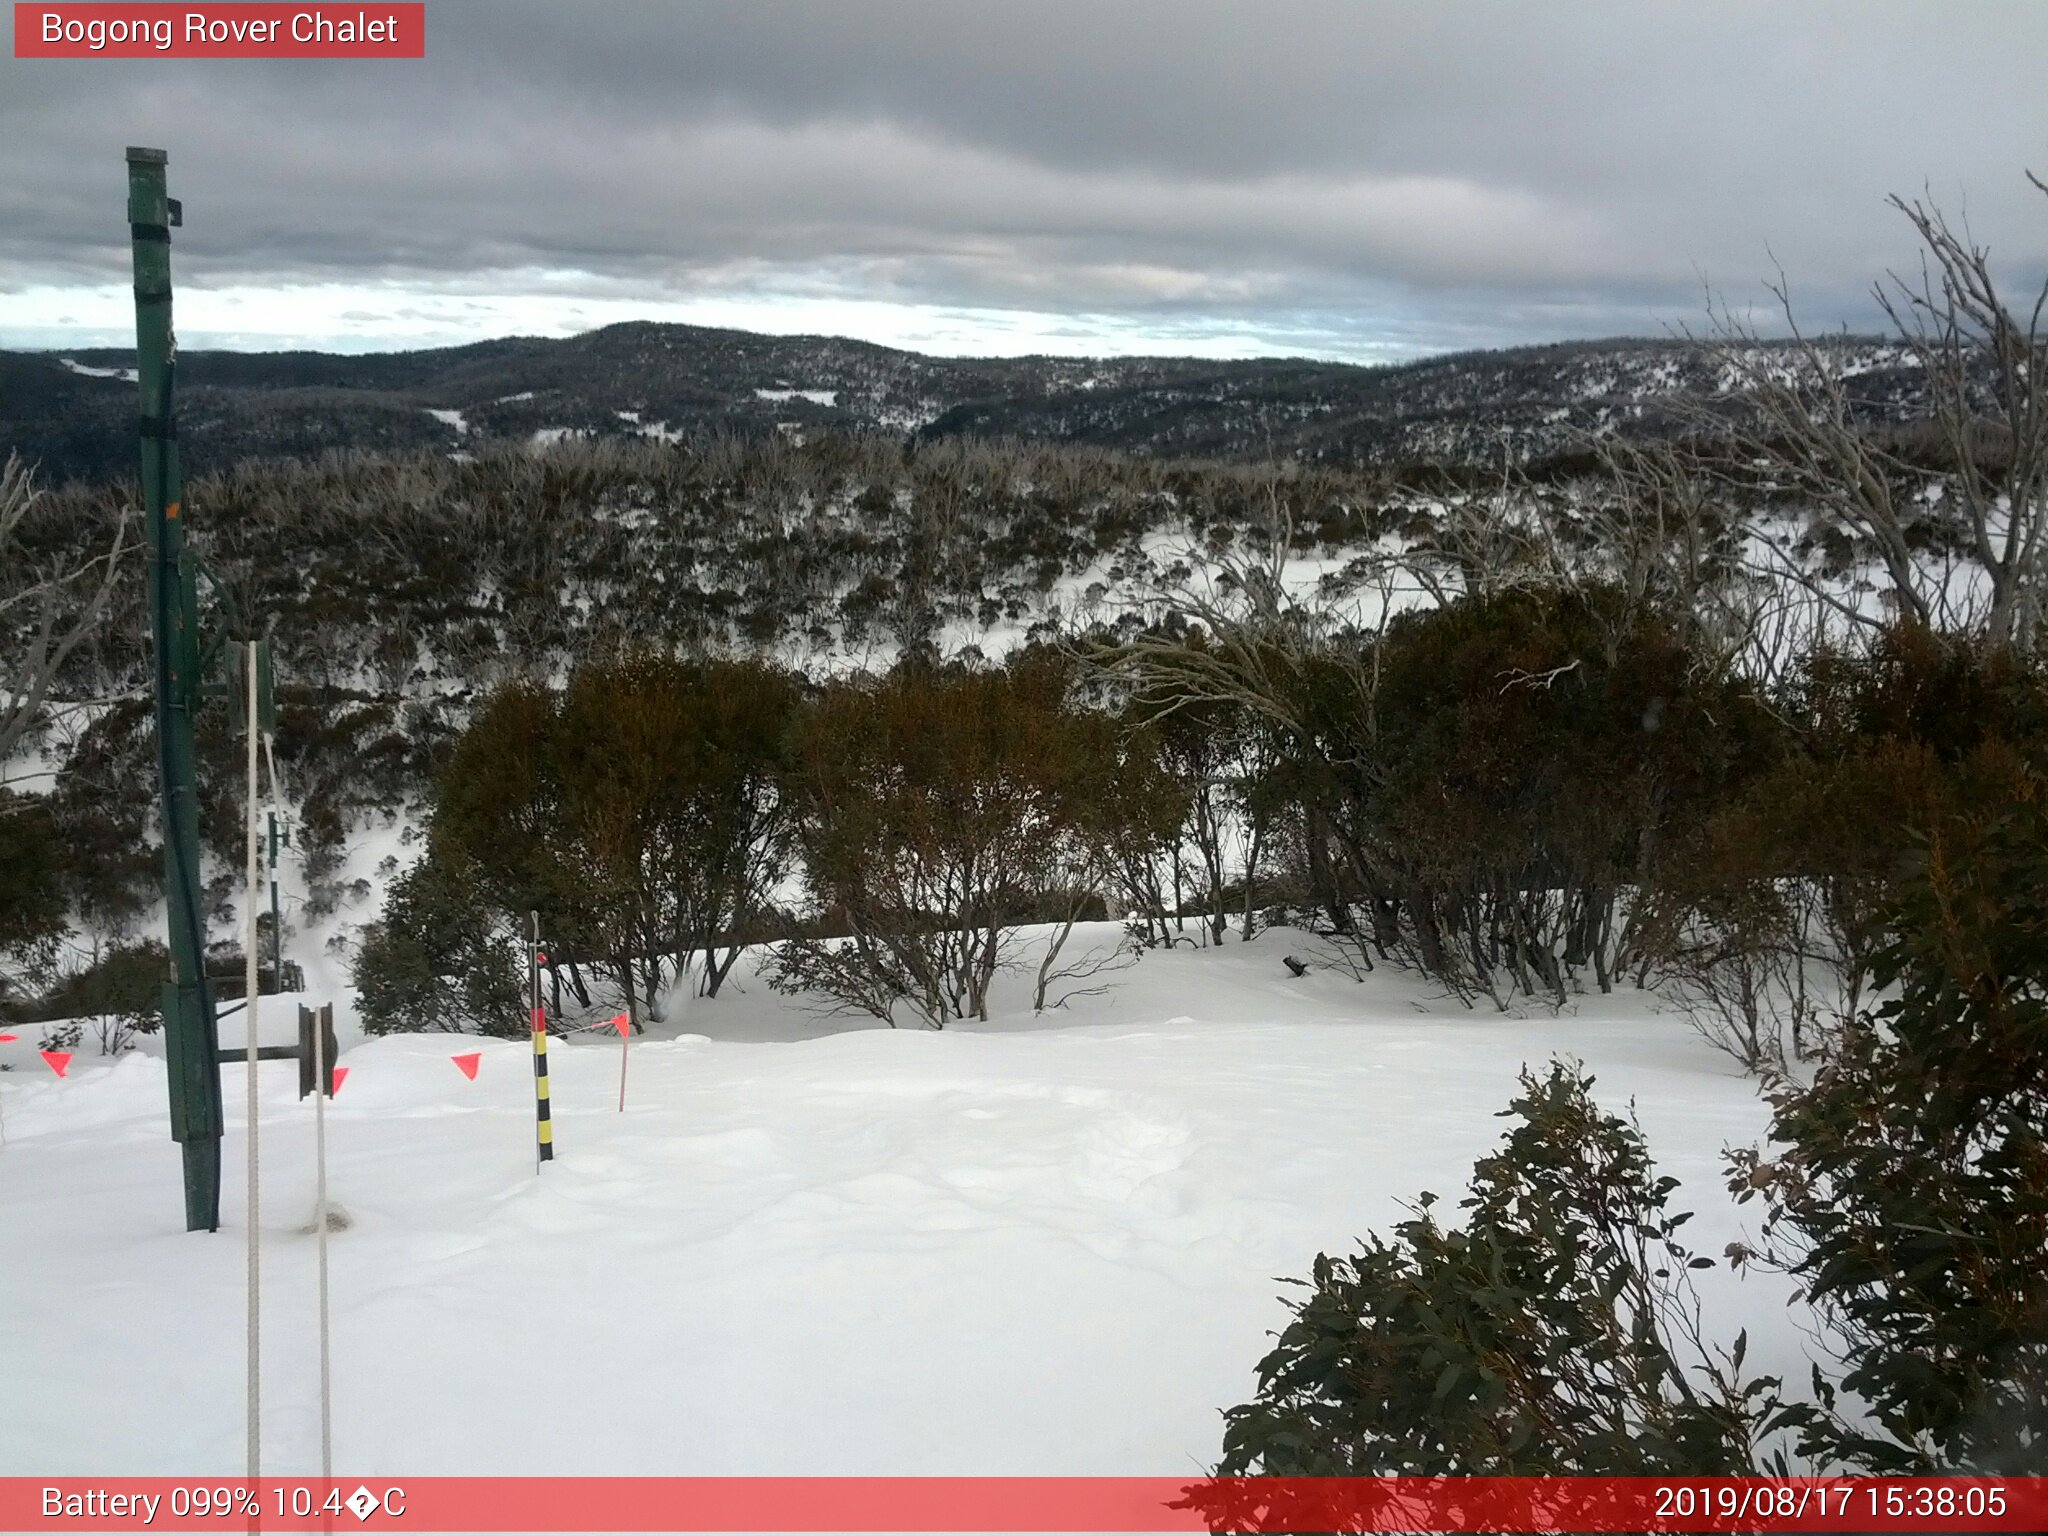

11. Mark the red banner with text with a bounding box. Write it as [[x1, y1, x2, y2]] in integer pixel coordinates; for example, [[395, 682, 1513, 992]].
[[14, 4, 424, 58]]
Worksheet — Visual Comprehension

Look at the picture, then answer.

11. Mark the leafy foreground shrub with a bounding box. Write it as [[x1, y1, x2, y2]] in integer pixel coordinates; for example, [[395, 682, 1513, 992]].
[[1201, 806, 2048, 1509], [1731, 797, 2048, 1473], [1206, 1063, 1797, 1486]]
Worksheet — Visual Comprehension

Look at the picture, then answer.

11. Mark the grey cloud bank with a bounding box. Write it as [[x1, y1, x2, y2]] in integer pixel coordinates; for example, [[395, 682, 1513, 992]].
[[3, 0, 2044, 358]]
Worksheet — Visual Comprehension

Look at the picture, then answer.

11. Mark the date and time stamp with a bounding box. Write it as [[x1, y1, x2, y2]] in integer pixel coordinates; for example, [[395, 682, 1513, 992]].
[[1652, 1479, 2017, 1524]]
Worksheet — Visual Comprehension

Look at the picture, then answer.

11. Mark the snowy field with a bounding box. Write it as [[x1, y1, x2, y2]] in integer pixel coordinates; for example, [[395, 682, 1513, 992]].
[[0, 929, 1798, 1478]]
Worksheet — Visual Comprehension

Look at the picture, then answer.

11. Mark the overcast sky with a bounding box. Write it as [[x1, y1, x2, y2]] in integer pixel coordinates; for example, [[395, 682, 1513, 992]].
[[3, 0, 2045, 360]]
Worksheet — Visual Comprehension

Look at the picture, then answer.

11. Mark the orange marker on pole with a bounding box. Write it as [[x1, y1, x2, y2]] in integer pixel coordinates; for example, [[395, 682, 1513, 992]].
[[41, 1050, 72, 1078]]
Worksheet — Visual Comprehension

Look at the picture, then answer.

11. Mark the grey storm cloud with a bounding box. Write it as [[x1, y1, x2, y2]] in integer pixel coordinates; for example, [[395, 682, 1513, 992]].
[[3, 0, 2046, 354]]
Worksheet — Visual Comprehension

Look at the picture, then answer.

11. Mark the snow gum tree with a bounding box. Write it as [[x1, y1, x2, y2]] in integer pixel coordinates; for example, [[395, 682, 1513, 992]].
[[555, 649, 797, 1003], [354, 853, 526, 1038], [0, 453, 129, 765], [1637, 626, 2048, 1067], [1111, 577, 1770, 1007], [427, 652, 797, 1027], [1123, 635, 1277, 947], [0, 454, 128, 1007], [771, 658, 1159, 1026], [1363, 585, 1773, 1006], [0, 787, 68, 1014]]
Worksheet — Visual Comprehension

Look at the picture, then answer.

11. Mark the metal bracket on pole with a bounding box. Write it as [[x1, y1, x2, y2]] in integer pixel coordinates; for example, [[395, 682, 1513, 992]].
[[217, 1005, 335, 1099], [299, 1004, 339, 1100]]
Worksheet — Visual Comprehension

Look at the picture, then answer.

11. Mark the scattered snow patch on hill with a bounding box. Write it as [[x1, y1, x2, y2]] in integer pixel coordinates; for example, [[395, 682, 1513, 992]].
[[59, 358, 138, 383]]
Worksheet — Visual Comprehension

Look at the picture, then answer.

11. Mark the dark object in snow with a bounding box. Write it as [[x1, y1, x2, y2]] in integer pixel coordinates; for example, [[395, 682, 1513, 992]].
[[299, 1203, 352, 1235], [1283, 955, 1310, 978]]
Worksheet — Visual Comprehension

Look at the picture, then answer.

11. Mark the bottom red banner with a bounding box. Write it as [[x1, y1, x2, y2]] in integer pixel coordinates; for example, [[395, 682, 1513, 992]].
[[4, 1476, 2044, 1533]]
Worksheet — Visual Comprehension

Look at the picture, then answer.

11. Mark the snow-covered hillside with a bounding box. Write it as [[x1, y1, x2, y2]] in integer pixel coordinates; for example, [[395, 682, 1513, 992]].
[[0, 930, 1797, 1477], [7, 326, 1939, 486]]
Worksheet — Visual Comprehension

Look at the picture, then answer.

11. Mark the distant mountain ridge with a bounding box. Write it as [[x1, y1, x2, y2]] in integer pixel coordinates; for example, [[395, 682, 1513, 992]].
[[1, 320, 1929, 484]]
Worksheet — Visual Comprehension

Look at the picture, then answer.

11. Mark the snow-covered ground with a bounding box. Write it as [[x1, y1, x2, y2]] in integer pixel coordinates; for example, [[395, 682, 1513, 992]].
[[0, 929, 1800, 1478]]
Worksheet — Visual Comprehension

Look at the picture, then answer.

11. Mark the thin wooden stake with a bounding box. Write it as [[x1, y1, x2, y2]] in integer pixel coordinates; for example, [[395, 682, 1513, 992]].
[[617, 1012, 630, 1112]]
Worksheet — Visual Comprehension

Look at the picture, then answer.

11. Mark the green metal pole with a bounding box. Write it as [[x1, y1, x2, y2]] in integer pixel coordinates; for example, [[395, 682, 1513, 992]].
[[128, 146, 223, 1233]]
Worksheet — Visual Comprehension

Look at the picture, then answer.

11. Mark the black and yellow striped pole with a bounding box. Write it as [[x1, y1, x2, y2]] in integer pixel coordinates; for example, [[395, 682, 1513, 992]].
[[529, 910, 553, 1169]]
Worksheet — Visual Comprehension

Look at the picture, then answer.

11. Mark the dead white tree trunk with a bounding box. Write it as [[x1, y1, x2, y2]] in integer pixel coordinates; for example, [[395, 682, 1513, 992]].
[[0, 455, 131, 766], [1695, 176, 2048, 651]]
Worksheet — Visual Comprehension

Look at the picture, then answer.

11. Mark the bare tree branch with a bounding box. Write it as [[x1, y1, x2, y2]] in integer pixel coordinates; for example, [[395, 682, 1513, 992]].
[[0, 454, 132, 770], [1686, 175, 2048, 651]]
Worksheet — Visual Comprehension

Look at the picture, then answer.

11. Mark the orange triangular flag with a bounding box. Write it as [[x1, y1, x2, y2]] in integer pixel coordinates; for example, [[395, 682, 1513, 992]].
[[452, 1051, 481, 1081], [0, 1031, 18, 1041], [611, 1013, 630, 1036], [41, 1050, 72, 1078], [331, 1067, 349, 1093]]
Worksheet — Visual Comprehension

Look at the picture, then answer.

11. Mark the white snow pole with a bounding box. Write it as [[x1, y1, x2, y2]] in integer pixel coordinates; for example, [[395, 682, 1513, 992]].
[[312, 1006, 332, 1484], [242, 642, 262, 1482]]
